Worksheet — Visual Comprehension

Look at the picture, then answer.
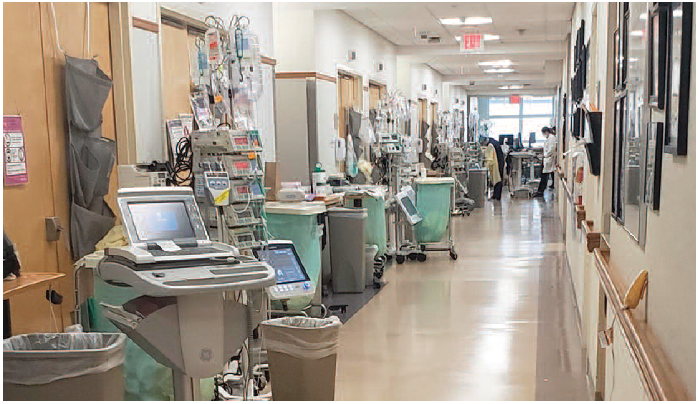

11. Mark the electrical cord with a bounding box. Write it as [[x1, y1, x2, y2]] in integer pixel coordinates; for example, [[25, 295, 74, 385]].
[[169, 137, 193, 185]]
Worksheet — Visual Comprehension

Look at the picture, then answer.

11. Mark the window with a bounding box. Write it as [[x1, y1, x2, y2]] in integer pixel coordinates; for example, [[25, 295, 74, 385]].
[[488, 117, 520, 139], [522, 96, 554, 115], [488, 97, 520, 116], [481, 95, 554, 145]]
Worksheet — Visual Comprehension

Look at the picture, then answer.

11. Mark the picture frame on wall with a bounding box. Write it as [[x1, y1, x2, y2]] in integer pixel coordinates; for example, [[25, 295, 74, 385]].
[[645, 122, 664, 210], [665, 2, 693, 156], [648, 4, 669, 109], [613, 30, 621, 90]]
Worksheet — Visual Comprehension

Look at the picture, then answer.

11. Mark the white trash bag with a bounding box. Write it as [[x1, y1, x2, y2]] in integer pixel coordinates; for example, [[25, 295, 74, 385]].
[[260, 316, 341, 360], [3, 333, 126, 385]]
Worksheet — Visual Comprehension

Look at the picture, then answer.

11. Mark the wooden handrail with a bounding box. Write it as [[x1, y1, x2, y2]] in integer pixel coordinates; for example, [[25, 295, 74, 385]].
[[558, 171, 574, 203], [582, 220, 601, 252], [593, 249, 687, 401]]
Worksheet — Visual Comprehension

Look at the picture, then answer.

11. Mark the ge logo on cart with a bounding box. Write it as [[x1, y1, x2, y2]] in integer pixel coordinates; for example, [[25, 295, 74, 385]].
[[200, 348, 213, 361]]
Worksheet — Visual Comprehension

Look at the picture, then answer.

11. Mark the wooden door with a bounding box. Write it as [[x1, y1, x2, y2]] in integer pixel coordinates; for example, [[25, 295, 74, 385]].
[[3, 2, 118, 334], [430, 102, 438, 143], [368, 83, 385, 112], [3, 2, 64, 333]]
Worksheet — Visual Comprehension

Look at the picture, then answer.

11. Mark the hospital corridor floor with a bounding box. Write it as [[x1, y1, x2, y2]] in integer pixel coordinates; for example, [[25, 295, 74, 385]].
[[334, 193, 589, 400]]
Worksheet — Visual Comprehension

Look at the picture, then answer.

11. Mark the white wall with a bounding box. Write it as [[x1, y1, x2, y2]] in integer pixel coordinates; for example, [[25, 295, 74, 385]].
[[314, 9, 397, 96], [561, 2, 696, 400], [161, 2, 274, 57]]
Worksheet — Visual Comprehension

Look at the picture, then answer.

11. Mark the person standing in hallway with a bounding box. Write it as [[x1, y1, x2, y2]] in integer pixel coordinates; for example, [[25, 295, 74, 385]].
[[480, 135, 505, 201], [533, 127, 557, 197]]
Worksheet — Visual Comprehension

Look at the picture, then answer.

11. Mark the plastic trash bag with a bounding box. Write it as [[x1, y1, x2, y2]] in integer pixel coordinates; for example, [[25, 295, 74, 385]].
[[3, 333, 126, 385], [414, 181, 453, 244], [261, 316, 341, 360]]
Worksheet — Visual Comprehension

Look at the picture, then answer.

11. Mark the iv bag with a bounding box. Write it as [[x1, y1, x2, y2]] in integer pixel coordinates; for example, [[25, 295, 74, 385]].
[[205, 28, 223, 68], [229, 26, 263, 102]]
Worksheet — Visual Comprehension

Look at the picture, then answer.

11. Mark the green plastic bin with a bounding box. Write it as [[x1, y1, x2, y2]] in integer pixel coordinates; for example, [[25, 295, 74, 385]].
[[266, 202, 326, 310], [344, 191, 388, 256], [414, 177, 454, 244]]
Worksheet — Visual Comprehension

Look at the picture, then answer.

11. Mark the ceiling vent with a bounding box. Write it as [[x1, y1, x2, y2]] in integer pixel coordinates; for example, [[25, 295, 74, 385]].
[[419, 31, 442, 44], [377, 62, 384, 72]]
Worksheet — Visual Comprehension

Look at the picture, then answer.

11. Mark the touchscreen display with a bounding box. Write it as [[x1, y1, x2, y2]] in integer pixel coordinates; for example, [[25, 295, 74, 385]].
[[128, 201, 195, 241], [254, 246, 309, 284], [400, 195, 419, 216]]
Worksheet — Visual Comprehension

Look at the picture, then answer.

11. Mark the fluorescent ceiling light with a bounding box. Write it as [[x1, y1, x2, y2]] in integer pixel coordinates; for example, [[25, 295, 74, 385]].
[[455, 36, 462, 41], [483, 34, 500, 41], [440, 16, 492, 25], [463, 16, 492, 25], [630, 30, 644, 37], [640, 13, 647, 20], [479, 59, 514, 67], [499, 85, 524, 90], [440, 18, 464, 25], [484, 68, 515, 74], [673, 9, 682, 18]]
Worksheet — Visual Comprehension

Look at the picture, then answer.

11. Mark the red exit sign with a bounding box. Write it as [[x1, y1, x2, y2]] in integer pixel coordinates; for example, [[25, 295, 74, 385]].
[[510, 95, 521, 104], [461, 34, 483, 52]]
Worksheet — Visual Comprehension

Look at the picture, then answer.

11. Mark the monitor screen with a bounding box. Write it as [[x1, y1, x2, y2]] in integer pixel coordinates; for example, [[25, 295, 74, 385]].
[[234, 161, 249, 170], [128, 201, 195, 241], [400, 195, 418, 216], [254, 246, 309, 284]]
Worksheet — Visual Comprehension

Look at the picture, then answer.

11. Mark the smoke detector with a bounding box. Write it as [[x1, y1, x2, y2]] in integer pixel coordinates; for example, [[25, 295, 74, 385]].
[[516, 28, 526, 36]]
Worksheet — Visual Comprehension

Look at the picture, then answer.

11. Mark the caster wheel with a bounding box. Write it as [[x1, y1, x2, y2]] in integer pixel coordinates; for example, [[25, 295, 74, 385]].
[[396, 255, 405, 264], [408, 253, 418, 261], [386, 254, 393, 262], [420, 245, 426, 252], [449, 250, 458, 260], [417, 253, 427, 262], [466, 212, 471, 216]]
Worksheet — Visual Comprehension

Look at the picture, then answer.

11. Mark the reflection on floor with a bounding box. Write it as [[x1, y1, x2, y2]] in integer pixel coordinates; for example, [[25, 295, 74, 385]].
[[334, 192, 589, 400]]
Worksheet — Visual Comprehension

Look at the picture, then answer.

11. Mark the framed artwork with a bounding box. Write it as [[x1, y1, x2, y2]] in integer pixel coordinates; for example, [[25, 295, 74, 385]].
[[648, 5, 669, 108], [645, 122, 664, 210], [613, 30, 620, 89], [665, 2, 693, 156]]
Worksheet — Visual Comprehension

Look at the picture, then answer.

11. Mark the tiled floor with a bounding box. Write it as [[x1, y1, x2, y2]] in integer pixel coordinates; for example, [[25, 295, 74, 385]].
[[334, 192, 588, 400]]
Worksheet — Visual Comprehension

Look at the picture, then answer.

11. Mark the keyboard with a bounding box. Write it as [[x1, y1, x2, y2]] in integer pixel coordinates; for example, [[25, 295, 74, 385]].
[[148, 247, 227, 257]]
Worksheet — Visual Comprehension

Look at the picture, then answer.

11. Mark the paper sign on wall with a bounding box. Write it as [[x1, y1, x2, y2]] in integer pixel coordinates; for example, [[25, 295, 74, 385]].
[[3, 116, 29, 186]]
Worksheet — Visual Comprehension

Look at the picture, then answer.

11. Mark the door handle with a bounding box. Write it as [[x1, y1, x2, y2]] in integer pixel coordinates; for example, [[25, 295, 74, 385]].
[[45, 217, 64, 242]]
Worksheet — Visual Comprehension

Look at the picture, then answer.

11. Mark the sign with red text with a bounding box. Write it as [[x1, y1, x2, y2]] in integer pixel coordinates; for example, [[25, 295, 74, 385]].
[[3, 116, 28, 186], [461, 34, 483, 52]]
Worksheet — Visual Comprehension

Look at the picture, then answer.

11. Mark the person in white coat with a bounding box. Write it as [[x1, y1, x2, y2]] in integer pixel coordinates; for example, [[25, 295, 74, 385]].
[[533, 127, 557, 197]]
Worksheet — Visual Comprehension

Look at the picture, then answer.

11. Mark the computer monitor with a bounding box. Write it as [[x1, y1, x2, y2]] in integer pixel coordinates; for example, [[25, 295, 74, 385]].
[[528, 132, 537, 147], [253, 242, 310, 285], [499, 134, 514, 147], [117, 187, 209, 246]]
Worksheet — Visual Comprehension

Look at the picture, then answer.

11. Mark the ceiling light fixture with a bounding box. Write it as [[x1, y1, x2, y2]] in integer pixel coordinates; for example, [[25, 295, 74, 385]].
[[455, 36, 462, 41], [630, 30, 644, 37], [499, 85, 524, 90], [439, 18, 464, 25], [673, 9, 682, 18], [479, 59, 514, 67], [484, 68, 515, 74], [483, 34, 501, 41], [439, 16, 492, 26], [463, 16, 492, 25]]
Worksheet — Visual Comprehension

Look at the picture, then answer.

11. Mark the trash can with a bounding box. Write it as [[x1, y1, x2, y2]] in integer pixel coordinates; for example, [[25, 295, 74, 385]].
[[328, 207, 367, 293], [261, 316, 341, 401], [468, 168, 487, 208], [414, 177, 454, 244], [344, 190, 388, 257], [3, 333, 126, 401], [365, 245, 378, 287]]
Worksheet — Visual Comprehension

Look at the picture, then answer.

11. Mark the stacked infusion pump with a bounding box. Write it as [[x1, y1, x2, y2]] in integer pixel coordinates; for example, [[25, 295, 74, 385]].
[[192, 129, 267, 252], [97, 187, 275, 400]]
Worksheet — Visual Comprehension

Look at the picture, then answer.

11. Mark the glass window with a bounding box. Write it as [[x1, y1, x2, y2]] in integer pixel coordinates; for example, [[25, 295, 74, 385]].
[[522, 117, 553, 145], [488, 117, 520, 139], [489, 97, 520, 116], [522, 96, 554, 115]]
